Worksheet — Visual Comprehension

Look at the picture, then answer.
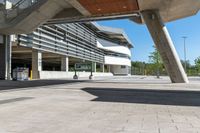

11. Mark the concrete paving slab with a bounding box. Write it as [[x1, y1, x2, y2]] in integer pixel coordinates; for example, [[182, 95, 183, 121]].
[[0, 76, 200, 133]]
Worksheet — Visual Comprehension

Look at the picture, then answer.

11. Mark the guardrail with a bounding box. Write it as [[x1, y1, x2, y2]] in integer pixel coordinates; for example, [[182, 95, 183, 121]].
[[0, 0, 39, 19]]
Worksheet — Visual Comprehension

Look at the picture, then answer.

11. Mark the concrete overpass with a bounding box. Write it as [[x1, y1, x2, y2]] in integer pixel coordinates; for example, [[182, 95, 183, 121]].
[[0, 0, 200, 83]]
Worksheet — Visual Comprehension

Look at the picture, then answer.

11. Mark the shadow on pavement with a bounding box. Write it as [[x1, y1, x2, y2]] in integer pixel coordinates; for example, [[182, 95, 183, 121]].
[[0, 80, 86, 91], [91, 81, 171, 84], [82, 87, 200, 107], [0, 97, 34, 105]]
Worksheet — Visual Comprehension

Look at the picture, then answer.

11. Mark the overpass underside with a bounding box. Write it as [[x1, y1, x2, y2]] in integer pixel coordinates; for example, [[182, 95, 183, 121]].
[[0, 0, 200, 83]]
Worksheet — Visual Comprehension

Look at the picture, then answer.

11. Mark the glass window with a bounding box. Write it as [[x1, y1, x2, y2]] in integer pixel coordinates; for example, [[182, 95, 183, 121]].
[[121, 65, 126, 69]]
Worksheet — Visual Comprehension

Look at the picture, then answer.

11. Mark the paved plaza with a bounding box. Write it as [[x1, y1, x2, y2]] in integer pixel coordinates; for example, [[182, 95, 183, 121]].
[[0, 76, 200, 133]]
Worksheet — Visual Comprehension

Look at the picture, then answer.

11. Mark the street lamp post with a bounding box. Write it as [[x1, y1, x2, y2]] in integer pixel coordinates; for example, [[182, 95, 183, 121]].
[[182, 36, 187, 72]]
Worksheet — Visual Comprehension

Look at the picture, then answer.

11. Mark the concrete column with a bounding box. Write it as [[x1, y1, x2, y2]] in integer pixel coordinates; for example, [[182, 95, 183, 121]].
[[101, 64, 105, 73], [5, 35, 12, 80], [0, 35, 12, 80], [92, 62, 96, 72], [32, 49, 42, 79], [61, 56, 69, 72], [108, 65, 111, 73], [142, 10, 188, 83]]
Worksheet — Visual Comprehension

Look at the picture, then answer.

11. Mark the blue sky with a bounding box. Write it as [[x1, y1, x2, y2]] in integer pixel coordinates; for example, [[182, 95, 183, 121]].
[[98, 12, 200, 65]]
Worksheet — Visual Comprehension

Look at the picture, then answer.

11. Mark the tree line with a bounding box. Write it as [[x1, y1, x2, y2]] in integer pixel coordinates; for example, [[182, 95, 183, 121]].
[[131, 47, 200, 77]]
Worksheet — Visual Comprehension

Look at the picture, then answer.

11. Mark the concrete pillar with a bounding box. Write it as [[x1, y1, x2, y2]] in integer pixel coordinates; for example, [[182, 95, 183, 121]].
[[5, 35, 12, 80], [92, 62, 96, 72], [94, 62, 96, 73], [32, 49, 42, 79], [108, 65, 111, 73], [101, 64, 105, 73], [141, 10, 188, 83], [61, 56, 69, 72], [0, 35, 12, 80]]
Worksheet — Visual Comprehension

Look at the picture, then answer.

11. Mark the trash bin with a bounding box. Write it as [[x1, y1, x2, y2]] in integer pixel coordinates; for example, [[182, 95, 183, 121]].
[[13, 67, 29, 81]]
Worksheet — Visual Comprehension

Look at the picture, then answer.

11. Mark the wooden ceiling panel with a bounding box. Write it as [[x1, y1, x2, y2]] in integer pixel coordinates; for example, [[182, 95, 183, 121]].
[[78, 0, 139, 15]]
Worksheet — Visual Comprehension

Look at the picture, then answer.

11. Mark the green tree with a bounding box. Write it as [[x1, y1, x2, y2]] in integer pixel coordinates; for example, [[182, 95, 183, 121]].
[[180, 60, 191, 73], [195, 57, 200, 73], [131, 61, 146, 75], [149, 46, 163, 78]]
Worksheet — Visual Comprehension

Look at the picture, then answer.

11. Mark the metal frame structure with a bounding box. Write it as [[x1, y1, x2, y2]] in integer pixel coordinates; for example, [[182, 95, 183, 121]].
[[18, 23, 105, 63]]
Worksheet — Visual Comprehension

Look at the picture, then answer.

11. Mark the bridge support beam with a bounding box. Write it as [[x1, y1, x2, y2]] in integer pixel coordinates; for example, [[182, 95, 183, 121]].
[[0, 35, 12, 80], [141, 10, 189, 83]]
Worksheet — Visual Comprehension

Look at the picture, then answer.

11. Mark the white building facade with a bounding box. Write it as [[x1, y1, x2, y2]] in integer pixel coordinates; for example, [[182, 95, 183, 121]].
[[97, 38, 131, 75], [91, 23, 132, 75], [1, 22, 133, 79]]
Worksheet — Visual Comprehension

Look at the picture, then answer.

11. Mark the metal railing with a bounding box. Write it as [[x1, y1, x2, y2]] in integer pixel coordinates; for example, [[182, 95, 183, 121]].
[[13, 0, 29, 9], [0, 0, 39, 19]]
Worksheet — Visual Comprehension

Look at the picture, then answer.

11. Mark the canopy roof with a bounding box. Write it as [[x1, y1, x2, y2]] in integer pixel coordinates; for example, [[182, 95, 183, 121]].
[[87, 22, 133, 48]]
